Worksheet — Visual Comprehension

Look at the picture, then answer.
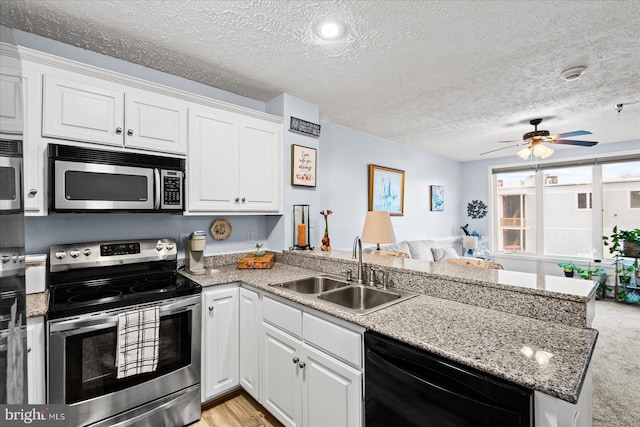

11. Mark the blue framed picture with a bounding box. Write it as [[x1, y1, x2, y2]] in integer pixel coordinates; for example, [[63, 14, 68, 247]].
[[430, 185, 444, 211], [368, 164, 405, 216]]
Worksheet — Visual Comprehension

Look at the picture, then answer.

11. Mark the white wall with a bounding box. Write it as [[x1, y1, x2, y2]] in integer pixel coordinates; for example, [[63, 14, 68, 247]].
[[319, 123, 463, 250]]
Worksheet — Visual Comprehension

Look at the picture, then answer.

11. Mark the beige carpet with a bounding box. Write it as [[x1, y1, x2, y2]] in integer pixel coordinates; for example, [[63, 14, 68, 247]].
[[591, 299, 640, 427]]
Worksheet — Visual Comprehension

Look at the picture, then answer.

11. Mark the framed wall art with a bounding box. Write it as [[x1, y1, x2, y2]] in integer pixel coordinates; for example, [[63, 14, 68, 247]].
[[430, 185, 444, 211], [368, 164, 405, 216], [291, 144, 317, 187]]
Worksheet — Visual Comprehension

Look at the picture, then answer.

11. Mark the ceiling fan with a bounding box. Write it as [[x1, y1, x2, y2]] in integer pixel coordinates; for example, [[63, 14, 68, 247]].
[[480, 118, 599, 159]]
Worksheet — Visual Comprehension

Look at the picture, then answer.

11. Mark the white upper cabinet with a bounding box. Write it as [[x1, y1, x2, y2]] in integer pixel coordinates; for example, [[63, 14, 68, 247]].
[[187, 107, 282, 214], [42, 74, 124, 147], [42, 73, 187, 155], [0, 74, 24, 137]]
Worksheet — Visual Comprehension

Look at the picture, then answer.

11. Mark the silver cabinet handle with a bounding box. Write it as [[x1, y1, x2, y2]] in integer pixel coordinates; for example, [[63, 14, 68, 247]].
[[292, 357, 299, 364], [209, 306, 214, 311], [298, 362, 306, 369], [27, 347, 31, 353], [115, 127, 123, 135], [235, 197, 240, 202], [127, 129, 134, 136], [241, 197, 246, 203], [29, 189, 37, 195]]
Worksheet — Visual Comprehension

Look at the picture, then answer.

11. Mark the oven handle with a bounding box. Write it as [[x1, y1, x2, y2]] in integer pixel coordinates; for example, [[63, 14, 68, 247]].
[[49, 296, 201, 334]]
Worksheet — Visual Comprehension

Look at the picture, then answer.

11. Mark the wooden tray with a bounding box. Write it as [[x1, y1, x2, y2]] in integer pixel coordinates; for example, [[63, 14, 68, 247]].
[[238, 253, 275, 269]]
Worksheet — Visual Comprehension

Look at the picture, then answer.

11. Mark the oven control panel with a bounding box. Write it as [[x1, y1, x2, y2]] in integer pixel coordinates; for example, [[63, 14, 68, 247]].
[[50, 238, 177, 272]]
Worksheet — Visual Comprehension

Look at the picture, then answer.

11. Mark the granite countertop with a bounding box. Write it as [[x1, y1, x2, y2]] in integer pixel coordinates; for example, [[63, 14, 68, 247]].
[[181, 262, 598, 404], [26, 290, 48, 318], [285, 249, 597, 302]]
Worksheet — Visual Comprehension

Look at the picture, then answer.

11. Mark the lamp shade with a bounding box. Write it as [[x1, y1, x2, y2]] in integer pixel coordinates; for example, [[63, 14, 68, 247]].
[[463, 236, 478, 250], [361, 211, 396, 249]]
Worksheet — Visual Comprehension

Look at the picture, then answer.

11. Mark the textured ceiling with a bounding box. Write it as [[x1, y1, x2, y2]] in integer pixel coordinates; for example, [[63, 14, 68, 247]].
[[7, 0, 640, 162]]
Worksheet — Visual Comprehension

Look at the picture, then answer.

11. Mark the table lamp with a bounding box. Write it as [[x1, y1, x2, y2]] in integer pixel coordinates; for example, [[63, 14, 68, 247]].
[[463, 236, 478, 257], [361, 211, 396, 250]]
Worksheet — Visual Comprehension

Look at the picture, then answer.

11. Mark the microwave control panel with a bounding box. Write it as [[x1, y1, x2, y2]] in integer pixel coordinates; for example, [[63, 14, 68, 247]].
[[161, 170, 183, 208]]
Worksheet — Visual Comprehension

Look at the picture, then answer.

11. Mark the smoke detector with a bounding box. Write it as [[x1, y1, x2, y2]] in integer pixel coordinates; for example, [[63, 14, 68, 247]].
[[561, 66, 587, 82]]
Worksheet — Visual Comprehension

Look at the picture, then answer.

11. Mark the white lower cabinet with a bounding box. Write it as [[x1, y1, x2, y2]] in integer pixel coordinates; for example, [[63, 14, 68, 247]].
[[201, 286, 240, 402], [239, 286, 261, 401], [26, 316, 45, 404], [261, 296, 363, 427]]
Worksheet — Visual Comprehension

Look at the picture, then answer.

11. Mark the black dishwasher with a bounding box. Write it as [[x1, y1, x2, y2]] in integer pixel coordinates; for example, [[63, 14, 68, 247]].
[[365, 332, 533, 427]]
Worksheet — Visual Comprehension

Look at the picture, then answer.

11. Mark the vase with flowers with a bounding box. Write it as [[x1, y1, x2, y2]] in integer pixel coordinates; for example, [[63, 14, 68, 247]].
[[320, 209, 333, 251]]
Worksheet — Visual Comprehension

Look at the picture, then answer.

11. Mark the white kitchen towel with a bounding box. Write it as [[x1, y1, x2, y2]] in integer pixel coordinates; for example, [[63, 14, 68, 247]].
[[116, 307, 159, 379]]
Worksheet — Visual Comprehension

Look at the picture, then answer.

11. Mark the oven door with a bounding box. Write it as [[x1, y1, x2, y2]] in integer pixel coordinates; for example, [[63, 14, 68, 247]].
[[53, 160, 155, 211], [47, 295, 200, 427], [0, 155, 21, 212]]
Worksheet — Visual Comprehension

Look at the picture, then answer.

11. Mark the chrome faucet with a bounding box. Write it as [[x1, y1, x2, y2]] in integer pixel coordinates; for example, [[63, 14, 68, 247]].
[[353, 236, 365, 284]]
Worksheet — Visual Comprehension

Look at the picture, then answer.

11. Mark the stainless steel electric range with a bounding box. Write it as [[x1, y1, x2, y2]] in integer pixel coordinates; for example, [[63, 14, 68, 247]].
[[46, 238, 202, 427]]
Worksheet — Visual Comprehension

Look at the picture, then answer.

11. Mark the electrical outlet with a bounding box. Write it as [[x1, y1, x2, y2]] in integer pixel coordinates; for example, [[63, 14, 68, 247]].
[[179, 233, 190, 252], [246, 230, 255, 243]]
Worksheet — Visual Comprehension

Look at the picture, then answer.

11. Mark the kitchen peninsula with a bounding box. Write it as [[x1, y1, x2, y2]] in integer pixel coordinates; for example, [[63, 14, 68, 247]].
[[180, 249, 598, 410]]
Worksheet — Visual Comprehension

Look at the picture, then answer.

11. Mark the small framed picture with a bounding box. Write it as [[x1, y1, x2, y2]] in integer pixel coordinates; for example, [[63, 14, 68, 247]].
[[430, 185, 444, 211], [291, 144, 316, 187], [368, 164, 405, 216]]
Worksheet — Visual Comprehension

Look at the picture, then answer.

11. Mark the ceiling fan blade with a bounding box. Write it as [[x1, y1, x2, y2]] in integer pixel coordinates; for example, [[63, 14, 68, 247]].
[[480, 144, 523, 155], [551, 139, 599, 147], [551, 130, 591, 139], [497, 139, 521, 143]]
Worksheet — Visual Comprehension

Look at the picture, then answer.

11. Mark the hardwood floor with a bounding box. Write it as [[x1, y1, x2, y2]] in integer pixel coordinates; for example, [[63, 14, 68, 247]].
[[192, 391, 283, 427]]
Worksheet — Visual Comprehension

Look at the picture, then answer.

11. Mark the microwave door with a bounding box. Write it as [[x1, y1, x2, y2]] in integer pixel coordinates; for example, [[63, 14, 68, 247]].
[[54, 161, 155, 211], [0, 156, 21, 211]]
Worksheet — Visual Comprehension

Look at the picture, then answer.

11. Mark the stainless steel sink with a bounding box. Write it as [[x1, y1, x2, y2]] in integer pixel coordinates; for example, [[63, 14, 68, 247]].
[[274, 276, 349, 294], [318, 285, 417, 315], [270, 275, 417, 315]]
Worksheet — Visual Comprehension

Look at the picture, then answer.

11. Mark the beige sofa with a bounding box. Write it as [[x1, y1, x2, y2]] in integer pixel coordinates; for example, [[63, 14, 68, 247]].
[[366, 240, 503, 269]]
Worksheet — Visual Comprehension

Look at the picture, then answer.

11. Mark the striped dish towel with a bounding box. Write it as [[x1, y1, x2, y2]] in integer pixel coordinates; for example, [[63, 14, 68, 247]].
[[116, 307, 160, 379]]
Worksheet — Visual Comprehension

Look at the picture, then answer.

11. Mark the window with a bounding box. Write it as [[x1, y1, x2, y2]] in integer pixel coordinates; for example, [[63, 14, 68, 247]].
[[543, 166, 592, 257], [577, 192, 592, 209], [492, 157, 640, 260], [495, 171, 535, 253], [602, 161, 640, 258]]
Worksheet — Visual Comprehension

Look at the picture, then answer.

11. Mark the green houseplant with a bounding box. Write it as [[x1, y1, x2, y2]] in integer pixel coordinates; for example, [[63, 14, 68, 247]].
[[617, 264, 635, 286], [603, 226, 640, 258], [557, 261, 579, 277]]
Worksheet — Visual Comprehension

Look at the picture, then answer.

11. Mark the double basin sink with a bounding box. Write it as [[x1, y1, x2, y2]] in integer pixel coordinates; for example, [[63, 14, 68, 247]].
[[269, 274, 417, 315]]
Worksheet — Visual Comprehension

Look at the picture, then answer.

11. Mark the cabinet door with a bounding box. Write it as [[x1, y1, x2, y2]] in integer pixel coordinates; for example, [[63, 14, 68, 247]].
[[0, 74, 23, 137], [238, 117, 282, 212], [201, 287, 239, 402], [239, 287, 260, 401], [21, 69, 46, 215], [187, 108, 240, 212], [261, 322, 302, 427], [124, 91, 187, 155], [42, 74, 124, 147], [302, 343, 362, 427], [26, 317, 45, 404]]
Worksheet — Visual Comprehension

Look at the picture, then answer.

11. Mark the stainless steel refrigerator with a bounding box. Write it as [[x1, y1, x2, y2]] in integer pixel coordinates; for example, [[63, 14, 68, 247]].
[[0, 1, 27, 404]]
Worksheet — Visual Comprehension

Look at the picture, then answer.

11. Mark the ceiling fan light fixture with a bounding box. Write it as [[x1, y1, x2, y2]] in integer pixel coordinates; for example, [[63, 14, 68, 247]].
[[537, 145, 554, 159], [517, 147, 532, 160], [561, 66, 587, 82]]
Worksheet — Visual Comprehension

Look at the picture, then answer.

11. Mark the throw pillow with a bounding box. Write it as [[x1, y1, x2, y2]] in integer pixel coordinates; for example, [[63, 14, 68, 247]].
[[431, 247, 459, 262], [405, 240, 436, 261]]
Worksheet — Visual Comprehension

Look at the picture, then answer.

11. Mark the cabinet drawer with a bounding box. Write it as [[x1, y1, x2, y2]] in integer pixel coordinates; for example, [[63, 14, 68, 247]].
[[262, 296, 302, 338], [303, 313, 362, 369]]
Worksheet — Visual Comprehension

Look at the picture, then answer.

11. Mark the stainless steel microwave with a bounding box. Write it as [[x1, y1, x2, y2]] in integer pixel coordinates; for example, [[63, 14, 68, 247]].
[[0, 140, 22, 213], [48, 144, 184, 213]]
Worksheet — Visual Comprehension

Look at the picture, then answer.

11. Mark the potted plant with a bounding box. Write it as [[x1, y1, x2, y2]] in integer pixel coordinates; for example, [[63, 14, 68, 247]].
[[558, 261, 579, 277], [603, 226, 640, 258], [617, 264, 635, 286]]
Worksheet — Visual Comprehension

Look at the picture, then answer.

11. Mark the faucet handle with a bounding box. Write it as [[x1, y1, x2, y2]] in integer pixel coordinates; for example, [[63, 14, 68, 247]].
[[344, 269, 353, 281]]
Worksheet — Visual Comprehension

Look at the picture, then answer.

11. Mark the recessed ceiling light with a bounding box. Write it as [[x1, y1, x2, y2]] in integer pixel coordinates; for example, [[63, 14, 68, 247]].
[[560, 66, 587, 82], [315, 20, 346, 40]]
